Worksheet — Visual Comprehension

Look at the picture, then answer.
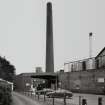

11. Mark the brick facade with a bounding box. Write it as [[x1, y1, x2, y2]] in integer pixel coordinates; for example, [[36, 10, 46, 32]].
[[58, 69, 105, 94]]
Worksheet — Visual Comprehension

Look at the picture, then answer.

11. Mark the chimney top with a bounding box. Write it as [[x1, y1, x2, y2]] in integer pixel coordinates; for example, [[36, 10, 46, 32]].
[[89, 32, 92, 36], [47, 2, 52, 6]]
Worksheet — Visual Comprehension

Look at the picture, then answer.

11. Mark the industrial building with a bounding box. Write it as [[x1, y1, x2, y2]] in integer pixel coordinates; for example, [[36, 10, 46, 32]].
[[14, 1, 105, 94], [14, 47, 105, 94], [64, 47, 105, 72], [60, 47, 105, 94], [14, 72, 46, 92]]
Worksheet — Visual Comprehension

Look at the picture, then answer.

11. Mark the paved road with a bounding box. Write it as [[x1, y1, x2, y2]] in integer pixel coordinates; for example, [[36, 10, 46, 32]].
[[12, 92, 43, 105]]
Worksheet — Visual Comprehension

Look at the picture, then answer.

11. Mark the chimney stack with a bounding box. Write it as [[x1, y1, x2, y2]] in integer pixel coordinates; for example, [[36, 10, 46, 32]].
[[89, 32, 93, 58], [46, 2, 54, 73]]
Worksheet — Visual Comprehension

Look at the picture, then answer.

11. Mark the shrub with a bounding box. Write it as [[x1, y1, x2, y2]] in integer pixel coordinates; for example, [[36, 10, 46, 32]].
[[0, 83, 12, 105]]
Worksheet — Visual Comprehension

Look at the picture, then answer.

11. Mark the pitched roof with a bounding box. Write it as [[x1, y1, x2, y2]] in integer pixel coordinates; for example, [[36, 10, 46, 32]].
[[17, 72, 36, 77], [96, 47, 105, 58]]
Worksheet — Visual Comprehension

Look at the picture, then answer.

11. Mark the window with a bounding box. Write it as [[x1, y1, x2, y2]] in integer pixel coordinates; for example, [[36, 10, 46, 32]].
[[82, 61, 86, 70], [97, 78, 104, 83]]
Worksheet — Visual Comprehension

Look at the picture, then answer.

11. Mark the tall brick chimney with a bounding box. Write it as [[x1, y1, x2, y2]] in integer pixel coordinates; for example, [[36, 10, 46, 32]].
[[46, 2, 54, 73]]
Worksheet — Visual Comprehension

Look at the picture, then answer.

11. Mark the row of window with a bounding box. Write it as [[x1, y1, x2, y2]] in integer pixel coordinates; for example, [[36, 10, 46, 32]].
[[65, 57, 105, 72]]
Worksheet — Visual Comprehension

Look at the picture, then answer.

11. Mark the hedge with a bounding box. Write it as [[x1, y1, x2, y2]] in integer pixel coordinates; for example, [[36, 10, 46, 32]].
[[0, 82, 12, 105]]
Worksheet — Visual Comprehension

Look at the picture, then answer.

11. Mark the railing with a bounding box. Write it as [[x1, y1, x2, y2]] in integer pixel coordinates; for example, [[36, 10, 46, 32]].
[[20, 91, 72, 105], [20, 91, 105, 105]]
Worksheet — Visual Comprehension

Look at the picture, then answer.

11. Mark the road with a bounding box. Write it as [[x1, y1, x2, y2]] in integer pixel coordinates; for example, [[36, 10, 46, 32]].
[[12, 92, 43, 105]]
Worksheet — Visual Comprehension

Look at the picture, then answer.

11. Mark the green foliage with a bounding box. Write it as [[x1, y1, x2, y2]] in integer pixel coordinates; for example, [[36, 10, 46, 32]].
[[0, 56, 16, 82], [0, 83, 12, 105]]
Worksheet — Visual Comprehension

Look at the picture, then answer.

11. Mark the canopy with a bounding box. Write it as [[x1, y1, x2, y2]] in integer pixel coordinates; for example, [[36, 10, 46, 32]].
[[31, 72, 57, 80]]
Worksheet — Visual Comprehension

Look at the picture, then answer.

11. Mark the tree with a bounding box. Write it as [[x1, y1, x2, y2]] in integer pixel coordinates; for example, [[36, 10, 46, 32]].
[[0, 56, 16, 82]]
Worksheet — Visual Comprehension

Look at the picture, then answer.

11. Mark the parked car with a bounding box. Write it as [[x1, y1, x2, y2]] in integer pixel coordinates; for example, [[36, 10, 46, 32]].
[[46, 89, 73, 98], [36, 88, 54, 95]]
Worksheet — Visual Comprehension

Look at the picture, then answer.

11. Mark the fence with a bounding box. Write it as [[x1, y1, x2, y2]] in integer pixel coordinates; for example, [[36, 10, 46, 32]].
[[20, 91, 105, 105], [20, 91, 73, 105]]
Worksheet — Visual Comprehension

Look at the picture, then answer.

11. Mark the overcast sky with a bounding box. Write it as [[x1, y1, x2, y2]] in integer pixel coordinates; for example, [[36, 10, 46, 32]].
[[0, 0, 105, 74]]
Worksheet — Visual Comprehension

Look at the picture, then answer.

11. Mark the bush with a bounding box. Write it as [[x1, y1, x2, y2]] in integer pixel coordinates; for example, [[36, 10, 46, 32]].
[[0, 83, 12, 105]]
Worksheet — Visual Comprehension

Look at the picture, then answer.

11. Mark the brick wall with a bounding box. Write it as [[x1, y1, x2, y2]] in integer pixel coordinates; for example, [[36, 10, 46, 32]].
[[58, 69, 105, 94]]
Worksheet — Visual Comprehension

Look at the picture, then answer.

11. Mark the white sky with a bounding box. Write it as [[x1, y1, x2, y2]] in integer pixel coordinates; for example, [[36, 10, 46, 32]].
[[0, 0, 105, 74]]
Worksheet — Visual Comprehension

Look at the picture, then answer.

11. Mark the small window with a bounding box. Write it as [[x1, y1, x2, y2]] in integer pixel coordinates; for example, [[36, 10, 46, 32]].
[[97, 78, 104, 83], [82, 61, 86, 70]]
